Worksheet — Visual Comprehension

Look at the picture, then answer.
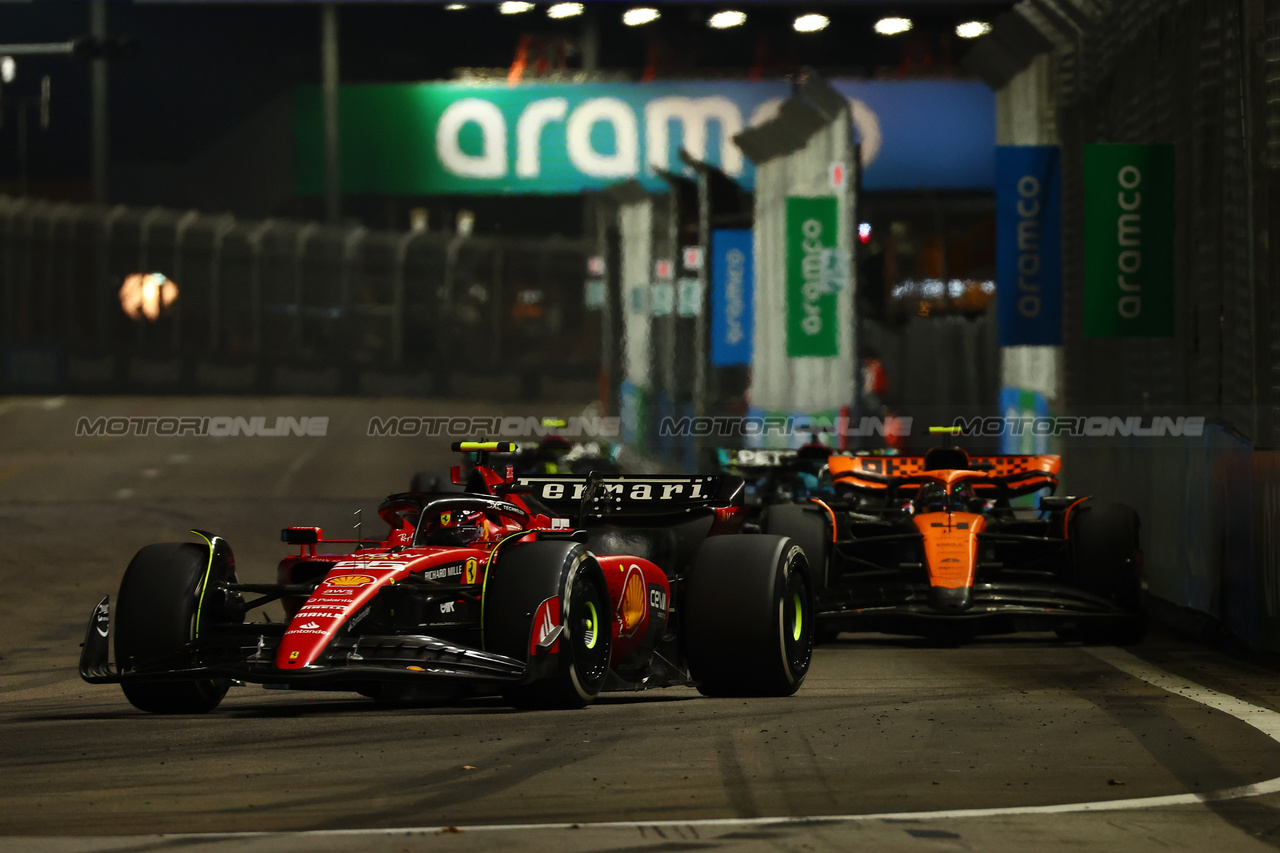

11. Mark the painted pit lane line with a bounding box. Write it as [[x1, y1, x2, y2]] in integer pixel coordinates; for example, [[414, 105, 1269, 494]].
[[102, 647, 1280, 840]]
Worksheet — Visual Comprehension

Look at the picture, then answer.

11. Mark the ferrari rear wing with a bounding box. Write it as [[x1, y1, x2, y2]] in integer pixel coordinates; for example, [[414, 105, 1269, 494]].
[[516, 474, 744, 521]]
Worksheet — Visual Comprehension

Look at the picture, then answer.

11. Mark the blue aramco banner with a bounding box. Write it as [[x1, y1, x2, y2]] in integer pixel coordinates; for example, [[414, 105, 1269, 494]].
[[710, 229, 754, 367], [996, 145, 1062, 346], [296, 80, 996, 195]]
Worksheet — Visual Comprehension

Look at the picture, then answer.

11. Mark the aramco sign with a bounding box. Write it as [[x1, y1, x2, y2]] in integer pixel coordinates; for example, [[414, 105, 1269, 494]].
[[711, 229, 754, 366], [1083, 144, 1175, 338], [295, 80, 995, 195]]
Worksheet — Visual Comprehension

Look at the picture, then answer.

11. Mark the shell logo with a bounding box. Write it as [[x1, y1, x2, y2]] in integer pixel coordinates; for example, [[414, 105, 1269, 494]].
[[617, 564, 647, 638], [326, 574, 375, 587], [463, 557, 479, 585]]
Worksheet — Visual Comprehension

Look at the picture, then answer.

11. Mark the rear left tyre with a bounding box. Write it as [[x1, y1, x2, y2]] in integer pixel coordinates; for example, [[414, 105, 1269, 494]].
[[684, 535, 814, 697]]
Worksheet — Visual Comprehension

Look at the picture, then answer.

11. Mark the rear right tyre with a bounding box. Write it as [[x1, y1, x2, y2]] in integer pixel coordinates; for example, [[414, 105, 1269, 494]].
[[684, 535, 814, 697], [761, 504, 831, 599]]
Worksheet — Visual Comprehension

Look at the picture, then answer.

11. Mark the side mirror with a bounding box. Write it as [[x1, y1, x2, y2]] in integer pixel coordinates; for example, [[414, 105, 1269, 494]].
[[1039, 495, 1079, 512], [282, 527, 321, 545]]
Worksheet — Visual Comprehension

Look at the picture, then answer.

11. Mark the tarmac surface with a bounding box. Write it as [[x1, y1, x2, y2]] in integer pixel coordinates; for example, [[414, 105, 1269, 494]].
[[4, 396, 1280, 851]]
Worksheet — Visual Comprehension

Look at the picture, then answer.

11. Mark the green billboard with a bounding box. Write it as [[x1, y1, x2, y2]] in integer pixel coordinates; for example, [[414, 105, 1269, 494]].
[[785, 196, 840, 358], [294, 80, 997, 195], [1083, 144, 1176, 338]]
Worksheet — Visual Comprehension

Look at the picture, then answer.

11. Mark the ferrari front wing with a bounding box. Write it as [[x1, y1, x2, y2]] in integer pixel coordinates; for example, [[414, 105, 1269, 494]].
[[78, 595, 527, 688]]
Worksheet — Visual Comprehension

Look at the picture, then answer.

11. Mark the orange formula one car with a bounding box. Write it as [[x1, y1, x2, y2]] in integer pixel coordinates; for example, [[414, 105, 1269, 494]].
[[759, 437, 1145, 643]]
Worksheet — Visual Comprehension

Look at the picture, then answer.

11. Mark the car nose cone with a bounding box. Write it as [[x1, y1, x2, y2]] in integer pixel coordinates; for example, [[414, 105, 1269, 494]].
[[929, 586, 972, 613]]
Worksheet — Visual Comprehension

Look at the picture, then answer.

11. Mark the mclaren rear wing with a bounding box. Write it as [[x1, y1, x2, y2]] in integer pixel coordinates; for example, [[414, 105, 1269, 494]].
[[829, 454, 1061, 498]]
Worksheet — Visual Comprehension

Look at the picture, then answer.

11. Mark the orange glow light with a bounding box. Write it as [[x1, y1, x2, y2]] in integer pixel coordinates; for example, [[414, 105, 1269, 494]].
[[119, 272, 179, 321]]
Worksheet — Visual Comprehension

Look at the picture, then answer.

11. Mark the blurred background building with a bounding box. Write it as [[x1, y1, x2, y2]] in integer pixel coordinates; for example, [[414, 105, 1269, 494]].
[[0, 0, 1007, 414]]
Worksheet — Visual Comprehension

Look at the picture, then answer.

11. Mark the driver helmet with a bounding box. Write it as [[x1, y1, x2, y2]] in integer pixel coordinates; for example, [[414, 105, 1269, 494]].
[[913, 482, 950, 514], [425, 508, 487, 546]]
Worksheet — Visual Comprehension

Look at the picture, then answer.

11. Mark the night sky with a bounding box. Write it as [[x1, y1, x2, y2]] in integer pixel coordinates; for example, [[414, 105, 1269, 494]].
[[0, 1, 1013, 203]]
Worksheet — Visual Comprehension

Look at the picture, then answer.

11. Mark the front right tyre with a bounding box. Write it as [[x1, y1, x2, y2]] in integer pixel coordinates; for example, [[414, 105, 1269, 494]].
[[1069, 501, 1146, 645], [482, 540, 612, 710], [114, 541, 237, 714]]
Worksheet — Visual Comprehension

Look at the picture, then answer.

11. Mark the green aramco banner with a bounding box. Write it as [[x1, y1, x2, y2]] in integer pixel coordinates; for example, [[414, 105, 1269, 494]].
[[785, 196, 840, 358], [1083, 144, 1176, 337]]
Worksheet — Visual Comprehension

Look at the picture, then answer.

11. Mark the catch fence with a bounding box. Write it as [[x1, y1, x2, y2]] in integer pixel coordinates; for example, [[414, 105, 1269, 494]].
[[0, 197, 596, 398]]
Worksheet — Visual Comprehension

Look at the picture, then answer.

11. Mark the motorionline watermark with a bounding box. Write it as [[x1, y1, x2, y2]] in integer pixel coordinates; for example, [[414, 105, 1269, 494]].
[[367, 415, 621, 438], [658, 416, 913, 438], [76, 416, 329, 437], [950, 415, 1206, 438]]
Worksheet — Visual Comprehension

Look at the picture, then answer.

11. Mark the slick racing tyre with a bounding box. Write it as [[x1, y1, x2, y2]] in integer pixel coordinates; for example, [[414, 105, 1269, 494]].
[[761, 505, 831, 596], [115, 540, 240, 714], [684, 535, 814, 697], [761, 504, 838, 643], [1069, 501, 1146, 645], [483, 541, 611, 710]]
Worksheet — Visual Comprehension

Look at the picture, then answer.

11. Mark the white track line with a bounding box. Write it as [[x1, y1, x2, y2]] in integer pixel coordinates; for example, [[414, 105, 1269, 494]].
[[148, 647, 1280, 839]]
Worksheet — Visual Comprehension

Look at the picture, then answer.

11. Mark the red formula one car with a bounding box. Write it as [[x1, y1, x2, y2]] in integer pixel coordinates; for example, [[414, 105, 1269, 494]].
[[760, 438, 1145, 643], [80, 442, 814, 712]]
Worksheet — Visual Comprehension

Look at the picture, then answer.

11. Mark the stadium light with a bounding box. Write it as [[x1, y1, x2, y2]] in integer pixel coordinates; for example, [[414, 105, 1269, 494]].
[[793, 14, 829, 33], [548, 2, 583, 19], [874, 16, 913, 35], [623, 7, 660, 26], [444, 3, 468, 9], [1, 56, 13, 83], [708, 10, 747, 29], [955, 21, 992, 39], [119, 273, 179, 322], [498, 2, 535, 15]]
